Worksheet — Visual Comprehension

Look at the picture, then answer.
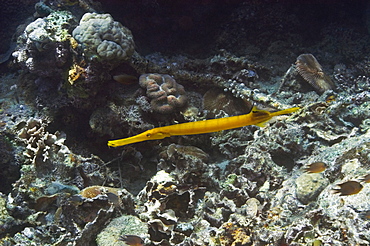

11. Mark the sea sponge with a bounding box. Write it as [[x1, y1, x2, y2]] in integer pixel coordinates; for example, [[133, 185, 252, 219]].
[[72, 13, 134, 62], [139, 73, 187, 114], [219, 222, 252, 246], [295, 54, 334, 93], [80, 185, 121, 199]]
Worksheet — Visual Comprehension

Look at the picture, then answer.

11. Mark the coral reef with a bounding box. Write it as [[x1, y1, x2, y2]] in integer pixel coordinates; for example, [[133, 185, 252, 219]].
[[1, 121, 116, 244], [63, 11, 136, 102], [12, 10, 77, 77], [17, 118, 70, 170], [137, 170, 202, 245], [89, 102, 154, 137], [1, 0, 370, 245], [139, 73, 187, 114], [203, 88, 252, 118], [96, 215, 148, 246]]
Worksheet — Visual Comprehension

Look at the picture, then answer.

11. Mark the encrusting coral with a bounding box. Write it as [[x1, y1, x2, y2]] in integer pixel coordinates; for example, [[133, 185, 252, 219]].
[[139, 73, 187, 114], [12, 11, 77, 77]]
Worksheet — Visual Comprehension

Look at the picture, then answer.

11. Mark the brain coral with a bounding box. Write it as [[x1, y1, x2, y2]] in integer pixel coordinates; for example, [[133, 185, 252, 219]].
[[139, 73, 187, 114], [72, 13, 134, 62]]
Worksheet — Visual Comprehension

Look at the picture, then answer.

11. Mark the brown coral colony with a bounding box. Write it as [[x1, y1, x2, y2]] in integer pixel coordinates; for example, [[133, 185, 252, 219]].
[[360, 174, 370, 183], [139, 73, 187, 114]]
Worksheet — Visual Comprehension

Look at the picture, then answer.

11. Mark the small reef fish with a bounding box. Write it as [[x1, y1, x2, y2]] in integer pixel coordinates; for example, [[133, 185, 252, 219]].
[[360, 211, 370, 220], [325, 95, 336, 103], [360, 174, 370, 183], [106, 192, 121, 207], [119, 235, 144, 246], [68, 195, 84, 206], [113, 74, 138, 85], [303, 162, 327, 173], [332, 181, 363, 196], [108, 106, 300, 147]]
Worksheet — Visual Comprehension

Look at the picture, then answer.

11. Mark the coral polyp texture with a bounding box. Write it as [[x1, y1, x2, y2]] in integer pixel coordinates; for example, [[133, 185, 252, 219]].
[[72, 13, 135, 62], [139, 73, 187, 114]]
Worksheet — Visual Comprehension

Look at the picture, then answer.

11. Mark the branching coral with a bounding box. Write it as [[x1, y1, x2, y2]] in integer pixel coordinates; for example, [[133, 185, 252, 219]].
[[139, 73, 187, 114], [17, 118, 70, 168]]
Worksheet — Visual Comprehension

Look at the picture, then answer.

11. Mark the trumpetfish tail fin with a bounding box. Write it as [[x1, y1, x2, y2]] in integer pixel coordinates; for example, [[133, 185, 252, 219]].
[[270, 107, 300, 117]]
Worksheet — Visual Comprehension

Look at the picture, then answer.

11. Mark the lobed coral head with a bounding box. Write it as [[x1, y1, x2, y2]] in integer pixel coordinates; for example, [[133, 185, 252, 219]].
[[139, 73, 187, 114], [72, 13, 134, 62]]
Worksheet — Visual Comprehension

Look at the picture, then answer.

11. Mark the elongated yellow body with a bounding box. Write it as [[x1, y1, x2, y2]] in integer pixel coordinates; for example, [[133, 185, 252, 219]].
[[108, 106, 300, 147]]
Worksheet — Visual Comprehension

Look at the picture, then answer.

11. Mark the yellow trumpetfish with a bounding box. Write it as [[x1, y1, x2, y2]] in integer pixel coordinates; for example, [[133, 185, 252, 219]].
[[107, 106, 300, 147]]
